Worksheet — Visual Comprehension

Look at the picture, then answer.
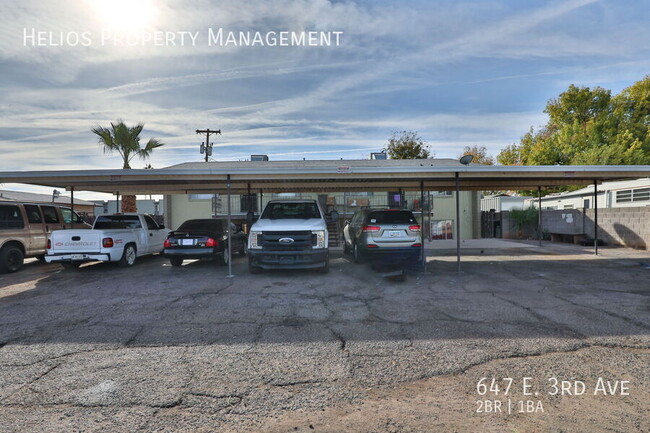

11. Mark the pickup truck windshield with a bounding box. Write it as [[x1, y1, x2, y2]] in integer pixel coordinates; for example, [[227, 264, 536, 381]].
[[94, 215, 142, 229], [261, 202, 321, 219]]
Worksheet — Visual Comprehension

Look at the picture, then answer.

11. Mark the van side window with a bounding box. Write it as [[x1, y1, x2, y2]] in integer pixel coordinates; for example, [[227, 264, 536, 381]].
[[24, 204, 43, 223], [0, 204, 24, 229], [41, 206, 60, 223]]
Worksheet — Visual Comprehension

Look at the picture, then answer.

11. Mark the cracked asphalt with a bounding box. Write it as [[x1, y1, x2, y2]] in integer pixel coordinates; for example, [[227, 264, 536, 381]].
[[0, 244, 648, 432]]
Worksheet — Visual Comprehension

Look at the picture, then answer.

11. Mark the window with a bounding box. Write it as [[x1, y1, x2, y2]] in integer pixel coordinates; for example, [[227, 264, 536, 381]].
[[60, 207, 82, 224], [616, 190, 632, 203], [431, 220, 453, 240], [24, 204, 42, 223], [633, 188, 650, 202], [261, 202, 321, 219], [431, 191, 452, 197], [41, 206, 60, 223], [367, 211, 416, 224], [94, 215, 142, 229], [563, 204, 574, 209], [0, 205, 24, 230], [144, 215, 159, 230], [189, 194, 212, 200]]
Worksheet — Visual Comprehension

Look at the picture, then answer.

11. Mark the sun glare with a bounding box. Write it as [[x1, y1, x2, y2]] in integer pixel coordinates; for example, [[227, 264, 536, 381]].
[[89, 0, 157, 32]]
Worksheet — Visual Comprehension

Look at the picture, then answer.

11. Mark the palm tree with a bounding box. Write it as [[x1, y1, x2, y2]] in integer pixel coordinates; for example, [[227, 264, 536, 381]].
[[92, 120, 164, 212]]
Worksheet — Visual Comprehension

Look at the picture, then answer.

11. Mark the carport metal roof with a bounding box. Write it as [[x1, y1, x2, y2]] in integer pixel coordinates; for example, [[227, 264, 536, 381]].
[[2, 159, 650, 194]]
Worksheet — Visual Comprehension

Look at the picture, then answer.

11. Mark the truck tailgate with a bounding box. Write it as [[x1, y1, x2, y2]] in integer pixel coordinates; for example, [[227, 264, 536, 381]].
[[50, 230, 102, 253]]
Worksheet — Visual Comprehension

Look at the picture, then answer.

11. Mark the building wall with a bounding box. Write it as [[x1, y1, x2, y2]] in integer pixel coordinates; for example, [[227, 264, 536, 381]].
[[166, 191, 479, 239]]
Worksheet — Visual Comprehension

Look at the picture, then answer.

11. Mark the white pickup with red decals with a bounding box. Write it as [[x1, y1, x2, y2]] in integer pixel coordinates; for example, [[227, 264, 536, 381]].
[[45, 213, 169, 266]]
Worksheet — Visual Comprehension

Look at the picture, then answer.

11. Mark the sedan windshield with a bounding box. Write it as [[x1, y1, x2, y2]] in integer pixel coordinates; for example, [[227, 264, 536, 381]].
[[178, 220, 222, 232], [261, 202, 321, 219]]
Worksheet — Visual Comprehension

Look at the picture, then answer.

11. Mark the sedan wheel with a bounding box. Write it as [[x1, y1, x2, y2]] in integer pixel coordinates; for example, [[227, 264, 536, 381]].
[[170, 257, 183, 267]]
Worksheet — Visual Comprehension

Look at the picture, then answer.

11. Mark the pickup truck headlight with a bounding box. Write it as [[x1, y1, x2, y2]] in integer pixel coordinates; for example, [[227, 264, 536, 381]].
[[249, 231, 262, 249], [312, 230, 326, 248]]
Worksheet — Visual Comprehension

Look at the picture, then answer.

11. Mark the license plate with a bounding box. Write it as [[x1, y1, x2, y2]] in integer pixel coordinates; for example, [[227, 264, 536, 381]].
[[388, 230, 402, 237], [180, 239, 194, 246], [71, 254, 85, 261]]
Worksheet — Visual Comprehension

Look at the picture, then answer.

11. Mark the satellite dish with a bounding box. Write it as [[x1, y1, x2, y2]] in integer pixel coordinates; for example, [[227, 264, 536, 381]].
[[459, 154, 474, 165]]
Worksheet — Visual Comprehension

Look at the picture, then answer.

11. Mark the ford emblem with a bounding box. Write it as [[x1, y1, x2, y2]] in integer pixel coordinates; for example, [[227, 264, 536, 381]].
[[279, 237, 295, 244]]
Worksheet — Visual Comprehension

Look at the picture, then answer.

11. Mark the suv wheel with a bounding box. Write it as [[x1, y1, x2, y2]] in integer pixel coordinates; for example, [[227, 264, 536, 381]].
[[0, 245, 24, 273], [118, 244, 137, 268], [353, 243, 364, 264]]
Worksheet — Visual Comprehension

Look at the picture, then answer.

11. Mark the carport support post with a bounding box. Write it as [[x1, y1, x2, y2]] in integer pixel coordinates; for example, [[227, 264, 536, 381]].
[[455, 172, 461, 272], [116, 193, 119, 212], [538, 186, 542, 247], [594, 180, 598, 255], [226, 175, 234, 278], [420, 181, 425, 271], [70, 186, 74, 219]]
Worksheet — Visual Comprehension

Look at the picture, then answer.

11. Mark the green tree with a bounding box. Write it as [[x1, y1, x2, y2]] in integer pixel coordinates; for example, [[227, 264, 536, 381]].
[[497, 77, 650, 168], [458, 145, 495, 165], [383, 130, 432, 159], [92, 120, 164, 212]]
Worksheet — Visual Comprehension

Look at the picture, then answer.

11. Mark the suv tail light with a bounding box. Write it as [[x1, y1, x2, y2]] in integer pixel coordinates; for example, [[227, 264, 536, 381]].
[[163, 239, 172, 248], [47, 239, 51, 249], [409, 225, 421, 231], [362, 225, 381, 232], [102, 238, 114, 248], [205, 238, 217, 247]]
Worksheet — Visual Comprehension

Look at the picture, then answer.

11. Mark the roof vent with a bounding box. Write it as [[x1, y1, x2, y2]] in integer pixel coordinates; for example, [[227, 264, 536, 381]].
[[370, 152, 387, 160], [251, 154, 269, 161]]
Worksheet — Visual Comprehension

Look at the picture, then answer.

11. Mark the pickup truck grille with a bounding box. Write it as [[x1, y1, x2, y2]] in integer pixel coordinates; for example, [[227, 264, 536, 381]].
[[261, 231, 314, 251]]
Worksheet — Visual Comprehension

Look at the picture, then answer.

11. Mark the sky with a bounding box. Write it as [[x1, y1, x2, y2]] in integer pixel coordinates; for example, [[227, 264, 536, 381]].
[[1, 0, 649, 199]]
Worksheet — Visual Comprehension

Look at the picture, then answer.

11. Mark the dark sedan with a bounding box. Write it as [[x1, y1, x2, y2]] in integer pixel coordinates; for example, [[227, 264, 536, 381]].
[[163, 219, 247, 266]]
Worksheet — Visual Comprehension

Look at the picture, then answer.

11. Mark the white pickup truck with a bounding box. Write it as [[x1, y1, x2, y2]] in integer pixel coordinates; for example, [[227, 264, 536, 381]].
[[45, 213, 169, 269], [246, 199, 333, 273]]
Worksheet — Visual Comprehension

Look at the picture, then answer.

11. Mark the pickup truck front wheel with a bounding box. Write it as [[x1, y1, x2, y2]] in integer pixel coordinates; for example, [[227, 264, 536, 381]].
[[248, 257, 262, 274], [118, 244, 137, 268]]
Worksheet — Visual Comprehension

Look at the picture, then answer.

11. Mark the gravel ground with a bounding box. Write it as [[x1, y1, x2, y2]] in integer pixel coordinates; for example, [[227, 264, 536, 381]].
[[0, 244, 648, 432]]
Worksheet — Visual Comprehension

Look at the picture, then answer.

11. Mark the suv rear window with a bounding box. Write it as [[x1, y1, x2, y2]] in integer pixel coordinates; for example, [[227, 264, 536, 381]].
[[367, 210, 416, 224], [262, 202, 321, 219], [0, 204, 24, 229], [94, 215, 142, 229]]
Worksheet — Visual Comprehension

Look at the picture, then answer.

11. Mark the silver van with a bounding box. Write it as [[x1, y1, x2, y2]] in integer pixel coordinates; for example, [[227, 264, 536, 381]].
[[0, 202, 90, 273]]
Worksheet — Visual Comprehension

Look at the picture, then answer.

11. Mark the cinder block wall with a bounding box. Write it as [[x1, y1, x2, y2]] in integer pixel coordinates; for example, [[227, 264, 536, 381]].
[[583, 207, 650, 249], [537, 207, 649, 249]]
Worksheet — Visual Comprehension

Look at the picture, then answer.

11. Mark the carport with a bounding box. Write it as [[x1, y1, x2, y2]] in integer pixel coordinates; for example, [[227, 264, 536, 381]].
[[3, 159, 650, 275]]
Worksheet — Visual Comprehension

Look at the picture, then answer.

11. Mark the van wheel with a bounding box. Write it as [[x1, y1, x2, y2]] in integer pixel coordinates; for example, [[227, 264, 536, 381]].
[[248, 257, 262, 274], [118, 244, 137, 268], [170, 258, 183, 267], [61, 262, 81, 270], [0, 245, 24, 273]]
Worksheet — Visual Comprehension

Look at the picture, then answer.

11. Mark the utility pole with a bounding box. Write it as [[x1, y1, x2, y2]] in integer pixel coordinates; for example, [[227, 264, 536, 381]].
[[196, 128, 221, 162]]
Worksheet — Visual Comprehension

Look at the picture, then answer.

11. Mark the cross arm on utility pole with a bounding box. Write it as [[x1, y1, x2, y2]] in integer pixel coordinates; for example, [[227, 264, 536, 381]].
[[196, 128, 221, 162]]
